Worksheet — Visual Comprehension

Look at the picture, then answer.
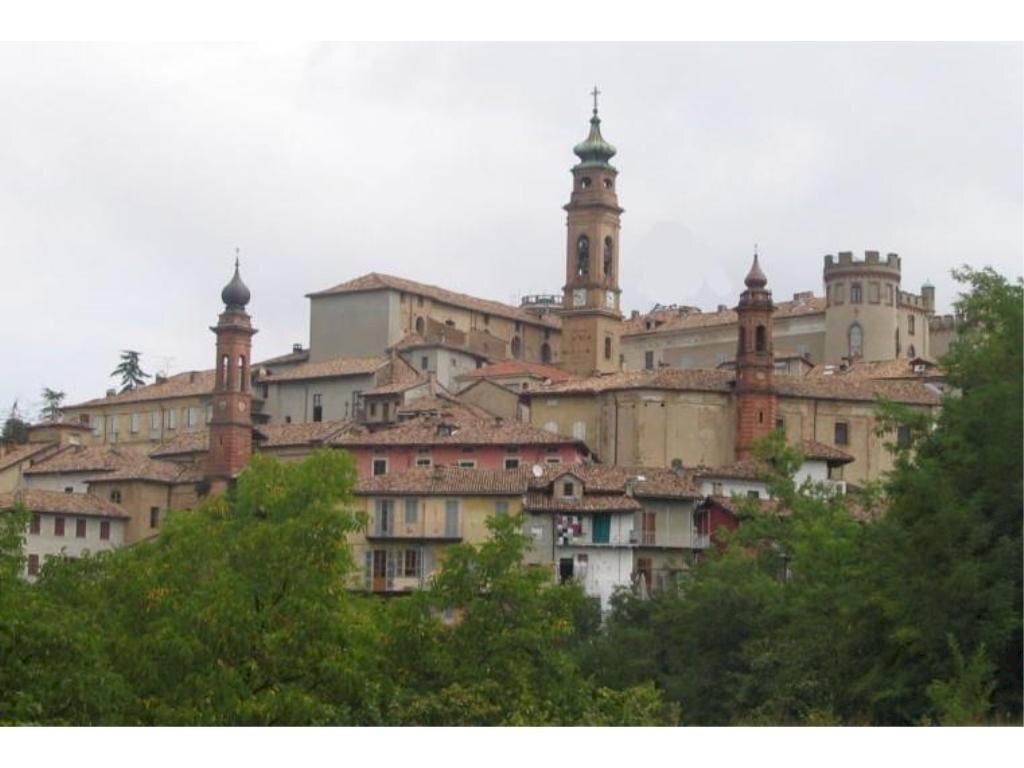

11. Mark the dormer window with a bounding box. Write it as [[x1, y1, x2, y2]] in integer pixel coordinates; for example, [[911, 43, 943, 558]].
[[563, 481, 575, 497]]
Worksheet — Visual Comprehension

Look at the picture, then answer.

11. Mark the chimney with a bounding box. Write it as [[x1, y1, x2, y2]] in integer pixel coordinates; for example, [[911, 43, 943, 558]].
[[292, 343, 303, 353], [630, 310, 640, 320], [717, 304, 729, 312], [105, 388, 116, 398], [155, 373, 167, 384]]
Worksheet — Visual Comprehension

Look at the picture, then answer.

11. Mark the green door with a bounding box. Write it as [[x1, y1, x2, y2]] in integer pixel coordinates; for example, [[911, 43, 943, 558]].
[[592, 514, 610, 544]]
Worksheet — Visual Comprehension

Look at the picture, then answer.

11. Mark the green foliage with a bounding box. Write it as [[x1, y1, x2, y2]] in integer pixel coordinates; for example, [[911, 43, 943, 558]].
[[39, 387, 65, 424], [1, 400, 30, 444], [110, 349, 150, 392], [585, 266, 1022, 725]]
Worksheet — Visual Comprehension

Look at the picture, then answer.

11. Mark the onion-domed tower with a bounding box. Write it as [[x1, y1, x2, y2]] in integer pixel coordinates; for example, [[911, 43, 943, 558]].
[[559, 87, 624, 377], [734, 252, 777, 461], [207, 256, 257, 491]]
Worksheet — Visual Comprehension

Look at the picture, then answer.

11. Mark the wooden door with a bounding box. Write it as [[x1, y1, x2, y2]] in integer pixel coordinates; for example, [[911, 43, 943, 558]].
[[372, 550, 388, 592]]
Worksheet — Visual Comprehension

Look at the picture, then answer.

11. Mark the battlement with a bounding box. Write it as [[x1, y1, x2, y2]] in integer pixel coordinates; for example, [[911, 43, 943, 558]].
[[823, 250, 901, 276], [898, 290, 929, 310], [929, 314, 958, 331]]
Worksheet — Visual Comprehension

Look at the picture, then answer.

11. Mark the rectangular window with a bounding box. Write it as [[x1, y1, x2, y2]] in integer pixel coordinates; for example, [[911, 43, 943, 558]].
[[382, 403, 390, 421], [187, 407, 199, 427], [908, 315, 915, 335], [563, 481, 575, 497], [375, 499, 393, 535], [369, 403, 377, 417], [167, 409, 177, 429], [641, 510, 656, 546], [54, 516, 65, 537], [868, 282, 880, 304], [775, 417, 785, 431], [75, 518, 87, 538], [457, 460, 476, 468], [415, 455, 432, 468], [850, 283, 863, 304], [834, 421, 849, 446], [312, 393, 323, 423], [444, 500, 459, 538], [129, 413, 140, 433], [886, 284, 895, 305], [833, 283, 845, 305], [420, 356, 429, 370], [636, 557, 653, 592], [747, 490, 760, 499], [109, 416, 119, 435], [205, 404, 213, 424], [150, 507, 160, 529], [495, 500, 509, 518], [99, 520, 111, 541], [27, 554, 39, 576], [504, 457, 520, 470], [404, 498, 419, 525], [592, 514, 611, 544], [150, 411, 160, 431], [110, 489, 122, 504], [403, 549, 420, 578], [78, 413, 90, 426], [896, 424, 912, 449], [644, 350, 655, 370], [261, 383, 269, 399], [372, 458, 388, 476], [29, 514, 40, 534], [545, 457, 562, 465], [92, 416, 102, 436]]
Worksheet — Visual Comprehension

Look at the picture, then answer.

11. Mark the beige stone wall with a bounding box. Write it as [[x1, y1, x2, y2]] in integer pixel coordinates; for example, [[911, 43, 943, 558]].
[[86, 479, 174, 544], [63, 395, 210, 451], [457, 380, 522, 422], [621, 313, 826, 371], [309, 291, 400, 362], [559, 313, 622, 377], [263, 373, 375, 424]]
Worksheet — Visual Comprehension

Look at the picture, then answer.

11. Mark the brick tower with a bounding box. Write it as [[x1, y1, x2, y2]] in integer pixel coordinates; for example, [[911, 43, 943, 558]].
[[734, 252, 777, 461], [207, 256, 257, 492], [559, 87, 624, 377]]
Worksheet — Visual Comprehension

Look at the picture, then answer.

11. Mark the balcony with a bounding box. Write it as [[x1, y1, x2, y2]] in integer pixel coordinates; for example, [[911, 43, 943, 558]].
[[366, 520, 461, 542]]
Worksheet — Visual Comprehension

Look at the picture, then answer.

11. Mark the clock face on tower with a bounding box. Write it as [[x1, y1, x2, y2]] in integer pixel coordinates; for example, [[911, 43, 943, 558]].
[[605, 291, 616, 310], [573, 288, 586, 308]]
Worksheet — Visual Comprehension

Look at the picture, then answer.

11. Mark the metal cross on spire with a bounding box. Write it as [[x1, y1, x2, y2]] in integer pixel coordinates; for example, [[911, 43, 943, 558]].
[[591, 85, 601, 115], [234, 246, 240, 269]]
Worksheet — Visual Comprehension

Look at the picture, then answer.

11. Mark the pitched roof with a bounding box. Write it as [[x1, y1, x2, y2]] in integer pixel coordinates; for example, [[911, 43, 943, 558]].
[[0, 441, 60, 473], [356, 466, 534, 496], [65, 370, 216, 409], [622, 296, 825, 337], [23, 445, 136, 476], [531, 368, 943, 406], [0, 489, 129, 519], [255, 421, 355, 448], [390, 332, 492, 360], [395, 393, 495, 422], [147, 431, 209, 458], [523, 492, 643, 513], [455, 360, 572, 384], [86, 455, 204, 484], [307, 273, 561, 330], [530, 464, 700, 499], [701, 494, 781, 517], [255, 348, 310, 368], [695, 460, 764, 481], [255, 356, 385, 384], [363, 356, 430, 396], [799, 439, 855, 464], [532, 369, 735, 396], [805, 358, 942, 381], [330, 414, 581, 449]]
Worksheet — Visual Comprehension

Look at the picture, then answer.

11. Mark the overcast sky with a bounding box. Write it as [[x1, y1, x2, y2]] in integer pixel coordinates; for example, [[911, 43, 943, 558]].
[[1, 42, 1020, 416]]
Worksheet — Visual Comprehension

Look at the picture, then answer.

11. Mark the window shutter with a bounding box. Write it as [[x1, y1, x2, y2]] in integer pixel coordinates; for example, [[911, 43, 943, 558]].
[[364, 550, 372, 589]]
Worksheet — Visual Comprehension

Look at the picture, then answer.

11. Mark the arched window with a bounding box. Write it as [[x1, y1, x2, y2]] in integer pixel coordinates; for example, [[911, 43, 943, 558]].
[[907, 344, 916, 358], [580, 176, 592, 189], [540, 342, 551, 364], [604, 336, 612, 360], [237, 355, 246, 391], [415, 316, 425, 335], [755, 324, 767, 352], [511, 336, 522, 359], [848, 323, 863, 359], [603, 237, 614, 279], [220, 354, 229, 389], [576, 235, 590, 277], [738, 326, 746, 354]]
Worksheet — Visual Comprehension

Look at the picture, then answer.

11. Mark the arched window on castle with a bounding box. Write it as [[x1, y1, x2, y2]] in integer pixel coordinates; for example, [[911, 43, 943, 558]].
[[848, 323, 864, 359], [237, 355, 247, 391], [603, 237, 614, 279], [755, 325, 766, 353], [511, 336, 522, 359], [220, 354, 229, 389], [576, 235, 590, 277], [415, 316, 425, 335]]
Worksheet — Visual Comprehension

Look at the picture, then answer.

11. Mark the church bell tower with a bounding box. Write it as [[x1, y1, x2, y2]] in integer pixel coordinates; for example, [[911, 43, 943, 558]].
[[734, 252, 777, 461], [559, 87, 624, 377], [207, 256, 257, 492]]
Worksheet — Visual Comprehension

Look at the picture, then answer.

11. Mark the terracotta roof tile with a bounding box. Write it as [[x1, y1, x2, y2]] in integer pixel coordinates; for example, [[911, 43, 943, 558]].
[[702, 494, 781, 517], [774, 374, 943, 405], [66, 370, 215, 409], [532, 369, 735, 396], [695, 460, 764, 481], [255, 421, 355, 448], [307, 273, 561, 330], [456, 360, 572, 384], [148, 431, 209, 457], [523, 492, 642, 513], [87, 456, 204, 484], [799, 439, 855, 464], [805, 358, 942, 381], [356, 466, 534, 496], [330, 414, 581, 449], [395, 393, 495, 422], [622, 296, 825, 337], [0, 489, 129, 519], [256, 356, 385, 384], [23, 445, 135, 475], [529, 464, 700, 498], [0, 442, 60, 473]]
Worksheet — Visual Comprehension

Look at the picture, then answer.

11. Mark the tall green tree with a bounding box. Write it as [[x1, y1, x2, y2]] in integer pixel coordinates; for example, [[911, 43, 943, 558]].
[[110, 349, 150, 392], [1, 400, 29, 443], [38, 387, 65, 423]]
